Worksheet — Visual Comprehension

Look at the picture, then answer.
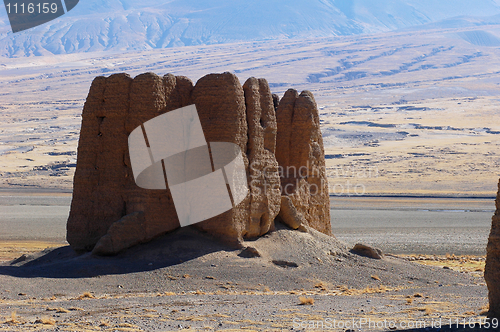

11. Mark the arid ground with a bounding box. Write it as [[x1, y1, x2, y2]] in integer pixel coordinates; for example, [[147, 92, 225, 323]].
[[0, 191, 493, 331], [1, 24, 499, 331], [0, 223, 491, 331]]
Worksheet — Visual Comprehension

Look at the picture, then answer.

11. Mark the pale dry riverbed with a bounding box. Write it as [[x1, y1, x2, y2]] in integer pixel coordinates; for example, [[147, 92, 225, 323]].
[[0, 191, 493, 258]]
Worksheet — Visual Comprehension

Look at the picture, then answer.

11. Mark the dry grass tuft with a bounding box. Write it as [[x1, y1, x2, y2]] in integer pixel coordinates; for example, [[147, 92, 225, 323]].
[[480, 304, 489, 316], [413, 307, 433, 315], [193, 290, 205, 295], [371, 275, 381, 281], [77, 292, 95, 300], [5, 312, 20, 325], [118, 323, 138, 328], [334, 284, 391, 296], [314, 281, 327, 290], [298, 296, 315, 305], [180, 315, 204, 322], [212, 313, 230, 318], [34, 316, 56, 325], [68, 307, 83, 311], [363, 285, 388, 294]]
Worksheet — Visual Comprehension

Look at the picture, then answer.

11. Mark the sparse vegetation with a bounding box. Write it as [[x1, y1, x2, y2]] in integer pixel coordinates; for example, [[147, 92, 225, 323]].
[[77, 292, 95, 299], [5, 312, 20, 325], [68, 307, 84, 311], [34, 316, 55, 325], [480, 304, 490, 316], [314, 281, 327, 290], [402, 254, 486, 274], [118, 322, 138, 328], [299, 296, 315, 305], [335, 284, 391, 296]]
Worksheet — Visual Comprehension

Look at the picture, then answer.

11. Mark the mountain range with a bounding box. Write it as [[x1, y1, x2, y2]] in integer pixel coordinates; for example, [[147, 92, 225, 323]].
[[2, 0, 500, 57]]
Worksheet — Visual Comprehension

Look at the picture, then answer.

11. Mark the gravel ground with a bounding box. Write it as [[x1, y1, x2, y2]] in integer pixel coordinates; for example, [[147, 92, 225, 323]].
[[0, 224, 490, 331]]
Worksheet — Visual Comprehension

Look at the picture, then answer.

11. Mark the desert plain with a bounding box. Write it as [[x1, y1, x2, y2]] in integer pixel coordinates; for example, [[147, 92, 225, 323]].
[[0, 23, 500, 330]]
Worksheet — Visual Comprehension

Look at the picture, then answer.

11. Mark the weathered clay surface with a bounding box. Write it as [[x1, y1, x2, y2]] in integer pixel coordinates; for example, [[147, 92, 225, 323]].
[[275, 89, 332, 236], [67, 73, 193, 252], [242, 77, 281, 238], [189, 73, 251, 244], [277, 196, 305, 230], [67, 72, 331, 254], [92, 212, 146, 255], [485, 179, 500, 318]]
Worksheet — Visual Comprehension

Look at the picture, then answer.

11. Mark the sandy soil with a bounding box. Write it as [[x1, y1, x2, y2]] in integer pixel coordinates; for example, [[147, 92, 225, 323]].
[[0, 240, 67, 262], [0, 224, 491, 331]]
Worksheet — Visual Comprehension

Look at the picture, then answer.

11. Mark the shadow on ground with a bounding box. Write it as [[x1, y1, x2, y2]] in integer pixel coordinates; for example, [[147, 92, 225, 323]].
[[0, 226, 232, 278]]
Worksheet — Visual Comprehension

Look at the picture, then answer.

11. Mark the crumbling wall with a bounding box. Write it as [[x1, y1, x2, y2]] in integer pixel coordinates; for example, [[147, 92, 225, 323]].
[[485, 179, 500, 318], [67, 72, 331, 254]]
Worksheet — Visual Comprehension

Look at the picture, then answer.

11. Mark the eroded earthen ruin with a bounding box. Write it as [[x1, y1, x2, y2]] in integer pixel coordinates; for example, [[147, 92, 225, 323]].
[[486, 179, 500, 318], [67, 72, 331, 254]]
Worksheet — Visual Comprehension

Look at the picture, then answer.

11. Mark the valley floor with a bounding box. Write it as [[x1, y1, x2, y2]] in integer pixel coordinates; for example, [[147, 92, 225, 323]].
[[0, 225, 491, 332]]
